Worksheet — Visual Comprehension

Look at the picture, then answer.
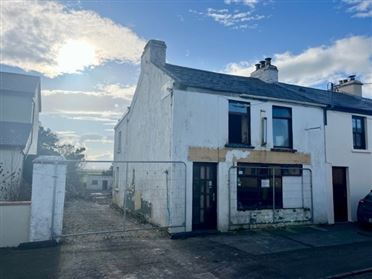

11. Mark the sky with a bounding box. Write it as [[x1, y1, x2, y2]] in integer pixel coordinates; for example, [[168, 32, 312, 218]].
[[1, 0, 371, 160]]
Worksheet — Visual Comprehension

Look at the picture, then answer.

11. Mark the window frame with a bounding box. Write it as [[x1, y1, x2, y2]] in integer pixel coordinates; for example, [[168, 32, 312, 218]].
[[352, 115, 366, 150], [236, 163, 302, 211], [272, 106, 293, 149], [228, 100, 251, 146]]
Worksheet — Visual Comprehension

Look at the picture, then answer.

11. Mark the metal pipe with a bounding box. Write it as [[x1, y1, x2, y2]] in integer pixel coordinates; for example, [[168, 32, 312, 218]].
[[183, 163, 187, 232], [272, 168, 275, 224], [123, 162, 128, 230], [51, 162, 58, 240], [309, 169, 314, 223]]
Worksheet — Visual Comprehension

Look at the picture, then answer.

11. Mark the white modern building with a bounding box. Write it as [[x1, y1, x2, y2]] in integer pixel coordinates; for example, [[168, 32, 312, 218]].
[[113, 40, 372, 232], [0, 72, 41, 200], [82, 171, 113, 192]]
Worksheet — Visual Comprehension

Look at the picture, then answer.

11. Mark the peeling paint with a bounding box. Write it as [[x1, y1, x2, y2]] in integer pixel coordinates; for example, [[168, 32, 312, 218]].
[[188, 146, 311, 165], [225, 150, 250, 162]]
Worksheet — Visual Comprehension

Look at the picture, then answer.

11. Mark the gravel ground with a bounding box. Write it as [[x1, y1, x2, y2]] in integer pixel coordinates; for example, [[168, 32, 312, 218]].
[[62, 198, 168, 242]]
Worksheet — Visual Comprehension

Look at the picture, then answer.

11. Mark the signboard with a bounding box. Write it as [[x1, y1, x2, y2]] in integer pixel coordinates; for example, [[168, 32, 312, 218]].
[[261, 179, 270, 188]]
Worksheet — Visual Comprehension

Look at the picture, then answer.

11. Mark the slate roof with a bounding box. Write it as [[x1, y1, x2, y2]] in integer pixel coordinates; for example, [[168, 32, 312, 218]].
[[279, 83, 372, 115], [161, 63, 372, 115], [0, 71, 41, 112], [0, 121, 32, 148], [0, 72, 40, 95]]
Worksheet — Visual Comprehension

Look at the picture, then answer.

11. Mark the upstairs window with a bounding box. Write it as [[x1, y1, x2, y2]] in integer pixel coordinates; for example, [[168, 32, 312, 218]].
[[352, 116, 366, 149], [273, 106, 292, 149], [117, 131, 122, 153], [228, 101, 250, 145]]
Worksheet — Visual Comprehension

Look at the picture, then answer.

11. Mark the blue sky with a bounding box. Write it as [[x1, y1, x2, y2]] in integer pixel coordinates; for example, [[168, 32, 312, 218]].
[[1, 0, 371, 160]]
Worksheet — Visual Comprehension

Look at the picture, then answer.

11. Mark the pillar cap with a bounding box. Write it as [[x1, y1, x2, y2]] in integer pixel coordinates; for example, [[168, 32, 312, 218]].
[[33, 155, 67, 164]]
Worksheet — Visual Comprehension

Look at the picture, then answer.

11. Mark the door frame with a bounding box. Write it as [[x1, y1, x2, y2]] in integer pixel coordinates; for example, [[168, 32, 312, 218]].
[[332, 166, 349, 223], [192, 162, 218, 231]]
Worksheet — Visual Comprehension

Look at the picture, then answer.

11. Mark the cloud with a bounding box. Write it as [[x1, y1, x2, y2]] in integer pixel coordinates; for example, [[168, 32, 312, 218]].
[[224, 0, 259, 8], [342, 0, 372, 18], [43, 83, 136, 100], [0, 1, 145, 77], [225, 36, 372, 98], [190, 8, 264, 29]]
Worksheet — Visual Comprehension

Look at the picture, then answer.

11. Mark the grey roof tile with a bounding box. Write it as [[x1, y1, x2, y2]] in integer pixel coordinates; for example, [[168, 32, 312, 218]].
[[161, 63, 372, 115]]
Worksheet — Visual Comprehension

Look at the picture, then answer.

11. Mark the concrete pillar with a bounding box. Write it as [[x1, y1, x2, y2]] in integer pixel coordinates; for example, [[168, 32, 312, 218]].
[[29, 156, 67, 242]]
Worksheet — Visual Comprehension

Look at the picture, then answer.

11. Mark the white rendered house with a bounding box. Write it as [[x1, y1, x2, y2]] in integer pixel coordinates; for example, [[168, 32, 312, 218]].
[[113, 40, 372, 232], [0, 72, 41, 200]]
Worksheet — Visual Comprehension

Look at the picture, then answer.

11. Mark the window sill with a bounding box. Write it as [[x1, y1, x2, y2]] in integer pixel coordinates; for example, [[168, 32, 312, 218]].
[[225, 143, 255, 149], [271, 148, 297, 153], [351, 149, 371, 154]]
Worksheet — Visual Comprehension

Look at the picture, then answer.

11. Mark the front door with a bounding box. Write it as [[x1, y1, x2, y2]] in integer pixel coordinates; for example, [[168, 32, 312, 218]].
[[192, 163, 217, 230], [332, 167, 348, 222]]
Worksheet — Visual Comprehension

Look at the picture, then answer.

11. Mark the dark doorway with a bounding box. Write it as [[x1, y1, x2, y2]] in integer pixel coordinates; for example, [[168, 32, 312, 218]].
[[102, 180, 108, 191], [192, 163, 217, 230], [332, 167, 348, 222]]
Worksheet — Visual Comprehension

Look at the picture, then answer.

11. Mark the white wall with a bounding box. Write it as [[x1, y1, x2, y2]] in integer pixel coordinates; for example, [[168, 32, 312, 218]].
[[86, 175, 113, 191], [113, 54, 178, 227], [171, 90, 327, 231], [30, 156, 67, 241], [0, 201, 31, 247], [325, 110, 372, 222]]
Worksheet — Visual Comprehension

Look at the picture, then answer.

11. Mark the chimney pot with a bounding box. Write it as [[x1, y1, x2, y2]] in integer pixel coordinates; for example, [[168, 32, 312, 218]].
[[343, 79, 348, 83], [349, 75, 356, 81], [255, 63, 261, 70], [265, 57, 272, 66], [339, 80, 343, 84], [260, 60, 266, 67]]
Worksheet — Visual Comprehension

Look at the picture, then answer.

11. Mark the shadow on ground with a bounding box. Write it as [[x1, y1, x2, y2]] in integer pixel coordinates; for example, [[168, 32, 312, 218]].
[[1, 223, 372, 279]]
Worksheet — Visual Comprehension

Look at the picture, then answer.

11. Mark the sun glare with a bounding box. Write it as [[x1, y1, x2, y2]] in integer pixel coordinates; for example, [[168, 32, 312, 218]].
[[56, 40, 96, 74]]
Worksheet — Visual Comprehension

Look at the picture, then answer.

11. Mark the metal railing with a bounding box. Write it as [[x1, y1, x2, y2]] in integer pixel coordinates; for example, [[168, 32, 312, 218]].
[[228, 165, 313, 230], [46, 160, 187, 239]]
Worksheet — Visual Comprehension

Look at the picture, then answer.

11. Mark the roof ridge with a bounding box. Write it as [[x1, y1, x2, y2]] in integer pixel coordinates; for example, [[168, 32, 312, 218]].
[[164, 63, 256, 81]]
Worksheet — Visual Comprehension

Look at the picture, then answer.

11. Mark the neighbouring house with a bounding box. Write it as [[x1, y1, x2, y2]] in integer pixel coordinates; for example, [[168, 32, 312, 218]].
[[81, 170, 113, 192], [113, 40, 372, 233], [0, 72, 41, 200]]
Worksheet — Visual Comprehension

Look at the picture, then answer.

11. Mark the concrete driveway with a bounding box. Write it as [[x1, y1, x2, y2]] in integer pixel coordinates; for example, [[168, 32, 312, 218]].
[[1, 223, 372, 279]]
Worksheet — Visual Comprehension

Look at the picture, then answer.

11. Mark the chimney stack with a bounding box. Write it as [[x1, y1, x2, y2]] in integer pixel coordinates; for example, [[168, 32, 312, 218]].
[[334, 75, 363, 97], [141, 39, 167, 68], [250, 57, 278, 83]]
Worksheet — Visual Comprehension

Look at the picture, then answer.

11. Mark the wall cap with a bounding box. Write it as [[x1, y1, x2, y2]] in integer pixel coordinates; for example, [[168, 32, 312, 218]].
[[33, 155, 67, 164]]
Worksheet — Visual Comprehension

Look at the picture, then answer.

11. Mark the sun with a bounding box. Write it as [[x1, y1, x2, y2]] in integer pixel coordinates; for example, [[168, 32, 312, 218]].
[[56, 40, 96, 74]]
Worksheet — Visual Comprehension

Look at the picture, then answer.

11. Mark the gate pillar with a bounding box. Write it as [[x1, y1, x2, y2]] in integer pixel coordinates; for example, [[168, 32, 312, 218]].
[[29, 156, 67, 242]]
